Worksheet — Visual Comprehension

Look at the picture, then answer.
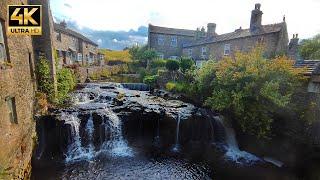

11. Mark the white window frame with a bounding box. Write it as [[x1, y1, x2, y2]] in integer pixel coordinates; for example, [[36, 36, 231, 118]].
[[201, 46, 207, 58], [188, 48, 193, 58], [158, 53, 164, 59], [224, 44, 231, 56], [170, 36, 177, 47], [0, 21, 7, 63], [169, 56, 178, 60], [158, 35, 165, 46], [77, 53, 83, 61], [196, 60, 205, 68]]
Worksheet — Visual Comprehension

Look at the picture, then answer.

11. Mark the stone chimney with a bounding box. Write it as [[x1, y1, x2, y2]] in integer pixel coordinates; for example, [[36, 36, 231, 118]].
[[207, 23, 217, 37], [250, 3, 263, 33], [288, 34, 300, 61], [60, 20, 67, 28]]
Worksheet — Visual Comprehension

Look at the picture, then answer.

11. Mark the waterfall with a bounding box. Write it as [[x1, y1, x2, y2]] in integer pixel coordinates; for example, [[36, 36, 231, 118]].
[[214, 116, 260, 164], [172, 113, 181, 152], [156, 119, 160, 139], [63, 112, 94, 163], [85, 112, 95, 157], [100, 108, 133, 157]]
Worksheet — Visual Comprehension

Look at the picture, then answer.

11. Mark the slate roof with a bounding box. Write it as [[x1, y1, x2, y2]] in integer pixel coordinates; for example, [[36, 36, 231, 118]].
[[54, 23, 98, 46], [183, 23, 285, 47], [294, 60, 320, 76], [149, 24, 197, 37]]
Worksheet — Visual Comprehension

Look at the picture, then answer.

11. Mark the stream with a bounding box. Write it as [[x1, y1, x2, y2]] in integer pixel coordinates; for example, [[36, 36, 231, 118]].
[[31, 82, 298, 179]]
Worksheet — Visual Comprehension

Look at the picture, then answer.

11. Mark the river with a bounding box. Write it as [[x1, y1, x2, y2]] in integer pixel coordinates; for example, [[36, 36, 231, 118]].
[[31, 82, 299, 179]]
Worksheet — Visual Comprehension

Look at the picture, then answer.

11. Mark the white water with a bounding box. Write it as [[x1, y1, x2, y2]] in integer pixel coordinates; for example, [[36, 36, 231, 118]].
[[63, 112, 95, 163], [172, 113, 181, 152], [100, 109, 133, 157], [214, 116, 260, 164], [85, 112, 95, 157], [263, 157, 284, 167], [64, 83, 133, 162]]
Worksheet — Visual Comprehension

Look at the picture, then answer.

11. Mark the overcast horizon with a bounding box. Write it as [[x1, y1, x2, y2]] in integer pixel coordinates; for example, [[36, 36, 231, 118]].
[[50, 0, 320, 49]]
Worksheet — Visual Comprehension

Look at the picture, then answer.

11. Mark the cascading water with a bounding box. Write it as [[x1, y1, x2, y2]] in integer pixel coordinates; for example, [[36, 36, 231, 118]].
[[85, 112, 95, 157], [214, 116, 260, 164], [172, 113, 181, 152], [63, 112, 94, 162], [100, 109, 133, 157]]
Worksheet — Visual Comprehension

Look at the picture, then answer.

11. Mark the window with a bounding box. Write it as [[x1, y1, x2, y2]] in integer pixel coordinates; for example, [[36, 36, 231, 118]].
[[170, 36, 177, 47], [72, 37, 77, 48], [196, 60, 205, 68], [258, 37, 265, 43], [158, 35, 165, 46], [56, 32, 61, 41], [188, 48, 193, 57], [0, 20, 7, 63], [77, 53, 83, 61], [6, 97, 18, 124], [224, 44, 231, 56], [158, 53, 164, 59], [201, 47, 207, 58], [169, 56, 178, 60]]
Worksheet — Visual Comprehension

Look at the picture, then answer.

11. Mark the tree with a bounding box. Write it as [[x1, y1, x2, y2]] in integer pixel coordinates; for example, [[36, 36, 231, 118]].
[[299, 34, 320, 59], [165, 60, 179, 71], [179, 57, 194, 73], [201, 47, 305, 138]]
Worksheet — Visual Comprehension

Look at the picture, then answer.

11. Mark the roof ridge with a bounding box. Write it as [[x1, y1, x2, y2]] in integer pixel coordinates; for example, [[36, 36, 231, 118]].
[[54, 23, 98, 46]]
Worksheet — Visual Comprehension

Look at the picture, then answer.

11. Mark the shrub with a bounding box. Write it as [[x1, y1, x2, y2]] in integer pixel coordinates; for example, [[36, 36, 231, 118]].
[[165, 81, 190, 93], [166, 60, 179, 71], [165, 82, 176, 91], [299, 34, 320, 59], [56, 68, 76, 104], [35, 56, 54, 101], [179, 57, 194, 73], [150, 59, 167, 69], [143, 75, 158, 87]]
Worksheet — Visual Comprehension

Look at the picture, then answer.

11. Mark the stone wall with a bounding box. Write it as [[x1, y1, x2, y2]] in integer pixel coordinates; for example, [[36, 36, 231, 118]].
[[54, 30, 80, 66], [183, 31, 289, 61], [0, 0, 36, 179], [54, 24, 99, 66], [31, 0, 57, 94], [149, 32, 194, 59]]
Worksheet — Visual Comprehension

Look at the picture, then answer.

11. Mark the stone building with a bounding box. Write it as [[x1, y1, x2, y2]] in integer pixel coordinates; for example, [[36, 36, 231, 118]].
[[148, 4, 292, 67], [54, 21, 99, 66], [0, 0, 37, 179]]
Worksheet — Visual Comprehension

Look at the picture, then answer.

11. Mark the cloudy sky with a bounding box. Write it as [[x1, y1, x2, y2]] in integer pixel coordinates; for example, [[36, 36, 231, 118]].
[[50, 0, 320, 49]]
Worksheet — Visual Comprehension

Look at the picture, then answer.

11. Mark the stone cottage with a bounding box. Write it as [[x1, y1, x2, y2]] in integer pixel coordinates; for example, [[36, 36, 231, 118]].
[[54, 21, 99, 66], [148, 4, 291, 67], [0, 0, 38, 179]]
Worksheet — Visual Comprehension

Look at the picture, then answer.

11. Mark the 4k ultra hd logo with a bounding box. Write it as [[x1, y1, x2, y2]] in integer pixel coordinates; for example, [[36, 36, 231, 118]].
[[8, 5, 42, 35]]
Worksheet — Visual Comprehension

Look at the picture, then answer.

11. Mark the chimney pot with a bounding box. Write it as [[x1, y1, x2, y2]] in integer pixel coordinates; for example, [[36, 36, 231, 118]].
[[255, 3, 261, 10], [207, 23, 217, 37]]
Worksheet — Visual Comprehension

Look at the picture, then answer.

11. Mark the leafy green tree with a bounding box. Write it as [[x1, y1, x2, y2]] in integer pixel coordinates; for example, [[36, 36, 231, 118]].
[[179, 57, 194, 73], [165, 60, 179, 71], [299, 34, 320, 59], [200, 47, 305, 138]]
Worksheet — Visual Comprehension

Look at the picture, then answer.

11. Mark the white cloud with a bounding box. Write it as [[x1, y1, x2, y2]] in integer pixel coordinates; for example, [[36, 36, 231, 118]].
[[51, 0, 320, 39]]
